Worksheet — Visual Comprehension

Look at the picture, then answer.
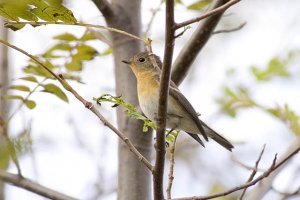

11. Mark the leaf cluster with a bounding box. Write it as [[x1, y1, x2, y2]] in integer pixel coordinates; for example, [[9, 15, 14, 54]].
[[217, 53, 300, 136], [0, 0, 77, 30], [96, 94, 157, 132]]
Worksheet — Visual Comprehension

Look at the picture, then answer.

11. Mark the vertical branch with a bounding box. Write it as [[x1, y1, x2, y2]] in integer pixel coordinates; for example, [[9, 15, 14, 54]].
[[167, 134, 178, 199], [153, 0, 176, 199]]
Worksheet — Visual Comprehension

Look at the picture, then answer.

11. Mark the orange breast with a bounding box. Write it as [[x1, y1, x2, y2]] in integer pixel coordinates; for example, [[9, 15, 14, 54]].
[[137, 72, 159, 99]]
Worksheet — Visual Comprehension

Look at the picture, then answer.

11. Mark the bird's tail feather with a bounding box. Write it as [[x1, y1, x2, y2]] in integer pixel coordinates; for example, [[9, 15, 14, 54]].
[[201, 122, 234, 151]]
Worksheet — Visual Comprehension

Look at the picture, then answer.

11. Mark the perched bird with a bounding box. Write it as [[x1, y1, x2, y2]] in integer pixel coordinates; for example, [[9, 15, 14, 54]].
[[122, 52, 233, 151]]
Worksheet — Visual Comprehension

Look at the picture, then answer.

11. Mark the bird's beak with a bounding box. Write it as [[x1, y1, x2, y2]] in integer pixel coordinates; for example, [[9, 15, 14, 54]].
[[122, 60, 131, 64]]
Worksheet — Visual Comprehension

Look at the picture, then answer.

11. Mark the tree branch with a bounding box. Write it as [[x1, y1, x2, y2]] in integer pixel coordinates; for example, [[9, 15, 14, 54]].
[[212, 22, 246, 34], [167, 133, 178, 200], [153, 0, 176, 199], [0, 170, 77, 200], [172, 146, 300, 200], [4, 21, 145, 43], [175, 0, 241, 30], [171, 0, 230, 85], [237, 144, 266, 200], [91, 0, 114, 19], [0, 39, 154, 173], [244, 139, 300, 200]]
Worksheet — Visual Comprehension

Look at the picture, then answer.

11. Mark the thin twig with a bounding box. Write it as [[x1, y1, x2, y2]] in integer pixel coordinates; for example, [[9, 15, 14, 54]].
[[237, 144, 266, 200], [0, 39, 154, 173], [172, 147, 300, 200], [175, 0, 241, 29], [153, 0, 176, 199], [0, 170, 77, 200], [212, 22, 246, 34], [145, 1, 163, 35], [231, 154, 264, 172], [6, 78, 47, 124], [4, 21, 146, 43], [167, 134, 178, 200]]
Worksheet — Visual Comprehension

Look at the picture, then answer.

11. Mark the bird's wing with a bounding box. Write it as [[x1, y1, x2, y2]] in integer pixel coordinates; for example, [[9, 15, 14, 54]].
[[169, 81, 208, 141]]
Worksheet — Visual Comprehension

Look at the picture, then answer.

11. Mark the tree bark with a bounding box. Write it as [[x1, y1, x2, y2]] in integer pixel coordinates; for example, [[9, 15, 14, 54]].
[[101, 1, 153, 200], [0, 19, 9, 200]]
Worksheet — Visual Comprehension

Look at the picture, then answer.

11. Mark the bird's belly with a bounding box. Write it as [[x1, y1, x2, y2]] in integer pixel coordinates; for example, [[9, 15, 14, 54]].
[[139, 94, 158, 122], [139, 93, 198, 133]]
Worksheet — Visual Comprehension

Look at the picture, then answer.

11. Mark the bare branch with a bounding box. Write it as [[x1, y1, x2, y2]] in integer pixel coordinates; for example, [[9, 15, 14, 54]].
[[238, 144, 266, 200], [0, 40, 154, 173], [231, 154, 264, 172], [167, 134, 178, 199], [172, 146, 300, 200], [4, 21, 145, 43], [145, 1, 163, 35], [175, 0, 241, 29], [213, 22, 246, 34], [244, 140, 300, 200], [91, 0, 114, 19], [171, 0, 230, 85], [0, 170, 77, 200], [153, 0, 176, 199]]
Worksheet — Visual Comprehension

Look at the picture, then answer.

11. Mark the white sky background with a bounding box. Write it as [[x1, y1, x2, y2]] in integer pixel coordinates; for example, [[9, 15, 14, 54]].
[[3, 0, 300, 199]]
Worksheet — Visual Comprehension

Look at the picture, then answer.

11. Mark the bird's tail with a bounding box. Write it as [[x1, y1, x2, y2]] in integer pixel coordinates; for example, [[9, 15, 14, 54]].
[[202, 122, 234, 151]]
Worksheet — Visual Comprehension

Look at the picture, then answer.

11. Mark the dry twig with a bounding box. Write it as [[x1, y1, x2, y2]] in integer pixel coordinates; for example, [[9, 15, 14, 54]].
[[237, 144, 266, 200], [0, 170, 77, 200], [175, 0, 241, 29], [172, 147, 300, 200], [167, 134, 178, 199]]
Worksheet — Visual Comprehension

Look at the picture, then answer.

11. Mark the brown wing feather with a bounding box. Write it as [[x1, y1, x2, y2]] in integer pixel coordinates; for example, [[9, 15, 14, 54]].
[[152, 70, 208, 141], [169, 81, 208, 141]]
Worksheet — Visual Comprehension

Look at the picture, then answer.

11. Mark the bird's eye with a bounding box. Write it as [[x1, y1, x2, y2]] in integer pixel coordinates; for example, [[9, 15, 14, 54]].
[[138, 57, 145, 63]]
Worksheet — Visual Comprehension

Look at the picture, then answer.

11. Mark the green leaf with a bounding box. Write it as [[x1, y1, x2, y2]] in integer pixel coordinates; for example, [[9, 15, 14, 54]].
[[0, 6, 19, 21], [2, 95, 24, 101], [0, 145, 10, 170], [19, 76, 38, 83], [42, 83, 69, 102], [23, 65, 51, 77], [2, 3, 38, 21], [187, 0, 212, 10], [30, 0, 49, 10], [43, 5, 77, 23], [24, 99, 36, 109], [73, 44, 97, 61], [102, 48, 112, 56], [46, 43, 73, 53], [66, 59, 82, 71], [4, 23, 26, 31], [216, 86, 255, 118], [251, 57, 289, 81], [9, 85, 31, 92], [54, 33, 78, 41], [96, 94, 157, 132], [80, 32, 95, 41], [31, 7, 56, 22], [76, 44, 97, 54]]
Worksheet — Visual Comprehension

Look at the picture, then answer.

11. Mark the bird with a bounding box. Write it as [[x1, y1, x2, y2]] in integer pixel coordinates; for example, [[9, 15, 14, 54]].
[[122, 52, 234, 151]]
